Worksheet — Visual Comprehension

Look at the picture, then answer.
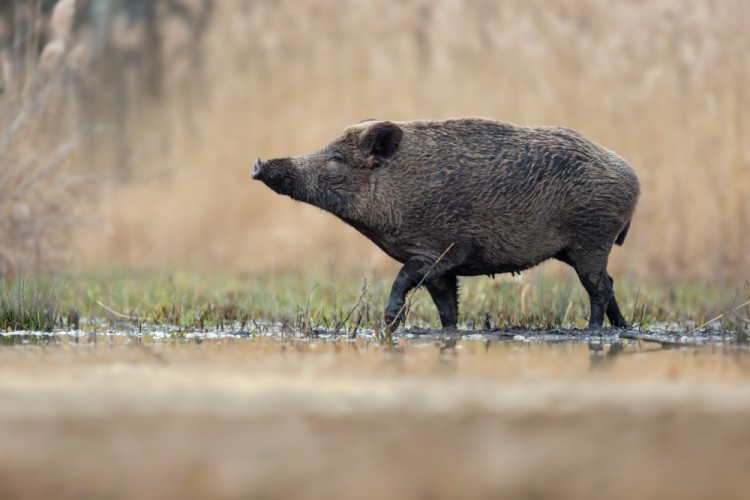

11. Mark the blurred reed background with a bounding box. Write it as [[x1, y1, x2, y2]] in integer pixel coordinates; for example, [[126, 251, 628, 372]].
[[1, 0, 748, 284]]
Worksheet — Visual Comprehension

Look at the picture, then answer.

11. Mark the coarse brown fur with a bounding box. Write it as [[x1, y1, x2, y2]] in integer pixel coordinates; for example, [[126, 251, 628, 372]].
[[253, 118, 640, 330]]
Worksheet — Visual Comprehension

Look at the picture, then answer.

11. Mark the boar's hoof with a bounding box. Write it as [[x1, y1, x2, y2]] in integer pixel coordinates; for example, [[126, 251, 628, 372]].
[[384, 308, 406, 332]]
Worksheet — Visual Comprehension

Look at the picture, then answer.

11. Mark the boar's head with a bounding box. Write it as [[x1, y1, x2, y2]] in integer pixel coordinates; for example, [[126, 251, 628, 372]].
[[252, 121, 403, 219]]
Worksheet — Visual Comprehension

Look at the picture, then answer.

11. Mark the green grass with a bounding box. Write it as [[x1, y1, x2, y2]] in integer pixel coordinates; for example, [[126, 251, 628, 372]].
[[1, 274, 64, 331], [0, 268, 739, 334], [54, 267, 747, 334]]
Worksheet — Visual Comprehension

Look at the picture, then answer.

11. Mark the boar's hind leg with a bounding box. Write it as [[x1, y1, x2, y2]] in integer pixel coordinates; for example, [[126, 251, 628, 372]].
[[605, 275, 629, 328], [384, 258, 452, 332], [425, 274, 459, 328], [563, 250, 616, 329]]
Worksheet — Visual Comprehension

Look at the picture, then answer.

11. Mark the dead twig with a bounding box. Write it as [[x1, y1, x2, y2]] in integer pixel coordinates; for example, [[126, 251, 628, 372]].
[[93, 299, 139, 321], [619, 332, 694, 348]]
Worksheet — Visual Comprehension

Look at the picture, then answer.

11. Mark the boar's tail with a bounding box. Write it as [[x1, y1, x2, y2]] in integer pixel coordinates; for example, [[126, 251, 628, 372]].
[[615, 220, 631, 246]]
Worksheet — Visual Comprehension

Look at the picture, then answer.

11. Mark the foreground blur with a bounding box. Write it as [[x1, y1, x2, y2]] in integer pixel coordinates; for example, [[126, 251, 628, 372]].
[[1, 338, 750, 499]]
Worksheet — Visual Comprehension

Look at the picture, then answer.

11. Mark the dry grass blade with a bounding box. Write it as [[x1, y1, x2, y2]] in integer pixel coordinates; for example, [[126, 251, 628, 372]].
[[333, 278, 368, 335], [303, 284, 319, 335]]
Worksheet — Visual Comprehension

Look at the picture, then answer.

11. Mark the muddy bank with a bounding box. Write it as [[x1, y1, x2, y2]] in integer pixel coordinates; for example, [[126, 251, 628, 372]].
[[1, 322, 745, 347]]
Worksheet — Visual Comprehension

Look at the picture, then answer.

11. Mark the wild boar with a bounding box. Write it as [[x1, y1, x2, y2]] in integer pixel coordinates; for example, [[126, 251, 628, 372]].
[[252, 118, 640, 331]]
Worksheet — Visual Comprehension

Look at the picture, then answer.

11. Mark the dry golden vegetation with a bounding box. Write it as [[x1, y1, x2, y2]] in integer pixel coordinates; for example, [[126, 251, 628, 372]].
[[64, 0, 749, 284], [0, 0, 89, 271], [1, 1, 747, 282]]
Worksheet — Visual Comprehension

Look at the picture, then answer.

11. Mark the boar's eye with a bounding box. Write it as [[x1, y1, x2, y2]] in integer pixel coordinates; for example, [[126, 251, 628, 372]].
[[328, 153, 346, 164]]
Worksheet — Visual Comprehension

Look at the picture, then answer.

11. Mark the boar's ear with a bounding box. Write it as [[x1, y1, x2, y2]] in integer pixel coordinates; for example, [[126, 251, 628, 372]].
[[359, 122, 403, 163]]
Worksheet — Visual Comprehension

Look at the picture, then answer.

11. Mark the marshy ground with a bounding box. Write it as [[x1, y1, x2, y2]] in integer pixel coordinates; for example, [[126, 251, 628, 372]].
[[2, 272, 750, 499]]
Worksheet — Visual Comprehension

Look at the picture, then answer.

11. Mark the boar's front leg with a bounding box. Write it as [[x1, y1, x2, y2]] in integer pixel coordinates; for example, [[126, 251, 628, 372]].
[[384, 259, 425, 332], [425, 274, 459, 328], [384, 258, 452, 332]]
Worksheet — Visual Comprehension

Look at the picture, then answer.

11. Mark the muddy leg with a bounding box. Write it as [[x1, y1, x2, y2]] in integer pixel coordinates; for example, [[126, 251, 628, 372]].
[[384, 258, 432, 332], [569, 252, 614, 328], [606, 275, 629, 328], [426, 274, 459, 328]]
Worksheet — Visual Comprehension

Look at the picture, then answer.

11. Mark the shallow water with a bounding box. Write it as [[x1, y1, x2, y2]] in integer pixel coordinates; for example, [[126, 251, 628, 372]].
[[1, 329, 749, 384]]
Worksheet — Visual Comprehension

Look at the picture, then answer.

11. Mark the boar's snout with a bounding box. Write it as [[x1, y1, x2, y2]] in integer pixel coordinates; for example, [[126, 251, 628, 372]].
[[251, 157, 296, 195], [252, 157, 282, 184], [252, 158, 266, 180]]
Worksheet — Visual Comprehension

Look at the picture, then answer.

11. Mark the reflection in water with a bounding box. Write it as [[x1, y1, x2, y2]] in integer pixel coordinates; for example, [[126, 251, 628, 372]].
[[437, 337, 458, 375], [379, 345, 407, 376], [1, 333, 750, 383], [588, 340, 627, 372]]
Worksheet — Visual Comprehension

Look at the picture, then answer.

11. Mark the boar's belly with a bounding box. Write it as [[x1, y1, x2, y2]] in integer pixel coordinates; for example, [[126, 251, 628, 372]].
[[451, 241, 561, 277], [452, 261, 534, 277]]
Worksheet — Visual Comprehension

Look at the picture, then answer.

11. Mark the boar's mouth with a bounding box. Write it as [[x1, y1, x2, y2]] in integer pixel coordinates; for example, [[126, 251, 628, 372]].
[[265, 172, 296, 196]]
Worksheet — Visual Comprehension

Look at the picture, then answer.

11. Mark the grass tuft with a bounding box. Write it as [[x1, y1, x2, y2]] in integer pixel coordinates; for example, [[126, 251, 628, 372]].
[[0, 274, 63, 331]]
